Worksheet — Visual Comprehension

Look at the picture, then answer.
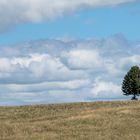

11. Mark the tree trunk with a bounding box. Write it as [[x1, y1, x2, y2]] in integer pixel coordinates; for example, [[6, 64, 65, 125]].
[[134, 94, 136, 99], [131, 94, 138, 100]]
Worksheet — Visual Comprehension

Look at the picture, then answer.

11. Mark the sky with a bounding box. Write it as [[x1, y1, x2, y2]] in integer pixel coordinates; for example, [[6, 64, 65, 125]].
[[0, 0, 140, 105]]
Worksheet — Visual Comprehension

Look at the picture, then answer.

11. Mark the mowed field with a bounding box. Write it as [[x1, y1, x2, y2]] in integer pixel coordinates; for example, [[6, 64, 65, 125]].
[[0, 101, 140, 140]]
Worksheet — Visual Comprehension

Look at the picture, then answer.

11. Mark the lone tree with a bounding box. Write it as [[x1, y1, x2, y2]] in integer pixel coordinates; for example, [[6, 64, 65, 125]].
[[122, 66, 140, 100]]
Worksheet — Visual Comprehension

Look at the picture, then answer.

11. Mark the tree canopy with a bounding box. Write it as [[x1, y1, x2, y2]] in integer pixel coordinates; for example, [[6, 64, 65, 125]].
[[122, 66, 140, 100]]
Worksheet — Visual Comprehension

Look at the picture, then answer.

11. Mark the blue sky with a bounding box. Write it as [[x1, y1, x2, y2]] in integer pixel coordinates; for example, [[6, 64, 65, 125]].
[[0, 0, 140, 105], [0, 2, 140, 45]]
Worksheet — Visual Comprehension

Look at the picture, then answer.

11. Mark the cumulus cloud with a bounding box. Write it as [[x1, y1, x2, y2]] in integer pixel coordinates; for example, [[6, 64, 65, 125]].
[[62, 49, 103, 69], [91, 80, 121, 98], [0, 0, 138, 31], [0, 53, 86, 84], [0, 34, 140, 105]]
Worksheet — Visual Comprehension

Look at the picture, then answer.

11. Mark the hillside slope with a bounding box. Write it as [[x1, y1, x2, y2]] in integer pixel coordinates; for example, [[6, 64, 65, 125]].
[[0, 101, 140, 140]]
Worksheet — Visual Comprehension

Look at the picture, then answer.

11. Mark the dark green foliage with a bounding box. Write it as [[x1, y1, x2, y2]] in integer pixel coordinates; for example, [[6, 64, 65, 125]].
[[122, 66, 140, 100]]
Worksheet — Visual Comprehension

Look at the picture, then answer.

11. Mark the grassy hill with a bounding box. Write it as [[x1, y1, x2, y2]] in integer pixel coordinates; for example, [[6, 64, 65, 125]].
[[0, 101, 140, 140]]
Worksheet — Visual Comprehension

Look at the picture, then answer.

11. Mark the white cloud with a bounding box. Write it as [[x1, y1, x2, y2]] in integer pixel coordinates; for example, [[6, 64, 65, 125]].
[[0, 53, 86, 83], [0, 35, 140, 105], [0, 0, 138, 31], [62, 49, 103, 69], [0, 79, 90, 93], [91, 80, 121, 98]]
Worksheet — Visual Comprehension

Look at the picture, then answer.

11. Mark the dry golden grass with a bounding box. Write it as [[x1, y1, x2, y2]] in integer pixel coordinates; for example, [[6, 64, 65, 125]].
[[0, 101, 140, 140]]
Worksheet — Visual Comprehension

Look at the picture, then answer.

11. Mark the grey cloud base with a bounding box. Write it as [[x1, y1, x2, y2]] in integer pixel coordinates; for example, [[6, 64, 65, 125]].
[[0, 35, 140, 105]]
